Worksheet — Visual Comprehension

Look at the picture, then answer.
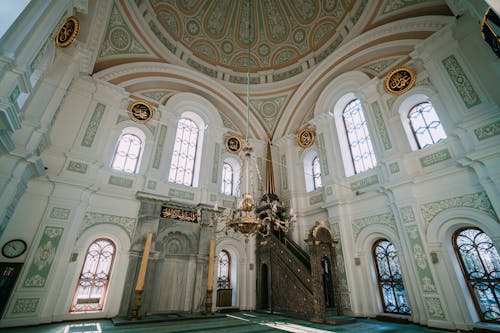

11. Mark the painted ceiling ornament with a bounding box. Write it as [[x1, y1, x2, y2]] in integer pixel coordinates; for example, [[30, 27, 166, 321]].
[[55, 16, 80, 48], [385, 66, 416, 95], [225, 135, 242, 154], [297, 127, 315, 148], [128, 100, 154, 123]]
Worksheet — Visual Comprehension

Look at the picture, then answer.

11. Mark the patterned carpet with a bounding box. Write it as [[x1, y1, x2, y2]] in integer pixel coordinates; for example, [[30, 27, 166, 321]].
[[0, 312, 450, 332]]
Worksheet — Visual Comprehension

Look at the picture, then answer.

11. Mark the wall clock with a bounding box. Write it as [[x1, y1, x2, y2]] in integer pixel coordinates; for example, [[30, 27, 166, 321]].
[[1, 239, 27, 258], [128, 101, 154, 123]]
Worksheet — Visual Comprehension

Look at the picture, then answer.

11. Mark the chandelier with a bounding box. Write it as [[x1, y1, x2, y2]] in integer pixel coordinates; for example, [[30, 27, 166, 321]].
[[211, 0, 296, 241]]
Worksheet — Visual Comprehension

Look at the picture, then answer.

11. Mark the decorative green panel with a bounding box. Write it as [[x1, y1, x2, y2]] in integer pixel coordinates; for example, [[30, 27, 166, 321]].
[[142, 90, 168, 102], [419, 149, 451, 168], [280, 155, 288, 191], [12, 298, 39, 314], [474, 121, 500, 141], [115, 114, 129, 124], [153, 124, 167, 169], [371, 101, 392, 150], [326, 186, 333, 196], [352, 212, 396, 240], [424, 296, 446, 319], [23, 226, 64, 287], [351, 0, 369, 24], [81, 103, 106, 147], [314, 35, 343, 63], [362, 58, 399, 75], [389, 162, 400, 174], [309, 193, 323, 205], [420, 191, 497, 228], [49, 207, 71, 220], [272, 66, 303, 82], [251, 95, 287, 133], [382, 0, 427, 14], [67, 161, 88, 174], [147, 180, 157, 190], [99, 4, 148, 57], [212, 143, 220, 184], [169, 188, 194, 200], [81, 212, 136, 239], [350, 175, 379, 191], [210, 193, 217, 202], [317, 133, 329, 176], [406, 225, 437, 293], [400, 206, 416, 224], [148, 21, 176, 54], [220, 113, 237, 131], [10, 85, 20, 104], [108, 175, 133, 188], [223, 200, 233, 208], [442, 55, 481, 109]]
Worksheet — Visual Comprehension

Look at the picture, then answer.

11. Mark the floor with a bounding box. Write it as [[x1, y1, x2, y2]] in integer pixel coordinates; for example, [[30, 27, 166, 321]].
[[0, 312, 449, 333]]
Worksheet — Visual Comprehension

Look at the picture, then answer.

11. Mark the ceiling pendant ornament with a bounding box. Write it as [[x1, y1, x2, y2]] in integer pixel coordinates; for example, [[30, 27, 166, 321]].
[[55, 16, 80, 48], [385, 67, 416, 95], [128, 100, 154, 123], [225, 135, 242, 154], [297, 127, 315, 148]]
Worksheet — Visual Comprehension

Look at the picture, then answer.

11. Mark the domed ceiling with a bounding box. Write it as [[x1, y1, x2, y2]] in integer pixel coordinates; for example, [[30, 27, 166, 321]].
[[148, 0, 354, 83], [92, 0, 453, 139]]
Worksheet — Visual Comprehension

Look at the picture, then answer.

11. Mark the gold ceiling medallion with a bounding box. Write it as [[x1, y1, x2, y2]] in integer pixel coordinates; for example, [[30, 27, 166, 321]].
[[297, 127, 315, 148], [225, 135, 242, 154], [55, 16, 80, 48], [385, 67, 416, 95], [128, 101, 154, 123]]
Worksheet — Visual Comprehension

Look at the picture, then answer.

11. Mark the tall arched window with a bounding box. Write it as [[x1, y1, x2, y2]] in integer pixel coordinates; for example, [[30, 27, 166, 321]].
[[217, 250, 231, 290], [111, 128, 144, 173], [303, 150, 322, 192], [342, 99, 376, 174], [373, 239, 411, 315], [70, 238, 116, 312], [453, 227, 500, 322], [312, 155, 322, 190], [221, 157, 240, 196], [408, 102, 447, 149], [168, 118, 199, 186]]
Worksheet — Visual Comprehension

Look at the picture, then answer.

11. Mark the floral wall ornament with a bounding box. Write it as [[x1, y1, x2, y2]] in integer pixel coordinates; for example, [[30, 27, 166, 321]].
[[385, 67, 416, 95], [297, 127, 315, 148], [55, 16, 79, 48]]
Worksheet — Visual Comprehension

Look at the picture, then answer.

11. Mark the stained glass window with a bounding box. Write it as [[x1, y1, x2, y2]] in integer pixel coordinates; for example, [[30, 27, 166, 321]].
[[408, 102, 447, 149], [453, 227, 500, 322], [111, 133, 143, 173], [312, 155, 322, 190], [222, 162, 234, 196], [70, 238, 115, 312], [373, 239, 411, 315], [217, 250, 230, 290], [168, 118, 199, 186], [342, 99, 376, 173]]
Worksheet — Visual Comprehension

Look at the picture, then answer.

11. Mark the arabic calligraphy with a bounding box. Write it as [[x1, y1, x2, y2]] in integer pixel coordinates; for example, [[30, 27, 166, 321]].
[[225, 136, 242, 153], [297, 127, 315, 148], [56, 17, 79, 48], [128, 101, 154, 123], [161, 207, 199, 222], [385, 67, 416, 95]]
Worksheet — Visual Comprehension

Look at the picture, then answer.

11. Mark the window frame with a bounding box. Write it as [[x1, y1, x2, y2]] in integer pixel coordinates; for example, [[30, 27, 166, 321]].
[[217, 250, 231, 290], [452, 227, 500, 322], [111, 127, 145, 174], [372, 238, 411, 315], [407, 101, 447, 149], [70, 238, 116, 313]]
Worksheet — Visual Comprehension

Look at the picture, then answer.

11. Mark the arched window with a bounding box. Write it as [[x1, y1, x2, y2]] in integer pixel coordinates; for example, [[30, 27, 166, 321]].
[[373, 239, 411, 315], [303, 150, 322, 192], [408, 102, 447, 149], [312, 156, 322, 190], [217, 250, 231, 290], [168, 118, 200, 186], [111, 128, 145, 173], [221, 157, 240, 196], [342, 99, 376, 174], [70, 238, 116, 312], [453, 227, 500, 322]]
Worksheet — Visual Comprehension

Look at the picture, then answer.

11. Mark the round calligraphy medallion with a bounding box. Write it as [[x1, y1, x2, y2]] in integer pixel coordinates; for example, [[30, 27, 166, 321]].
[[297, 127, 315, 148], [55, 16, 80, 48], [128, 101, 154, 123], [225, 135, 242, 154], [385, 67, 416, 95]]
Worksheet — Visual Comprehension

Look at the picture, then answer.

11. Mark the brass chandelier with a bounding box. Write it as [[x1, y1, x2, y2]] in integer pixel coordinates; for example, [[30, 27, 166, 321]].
[[211, 0, 296, 241]]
